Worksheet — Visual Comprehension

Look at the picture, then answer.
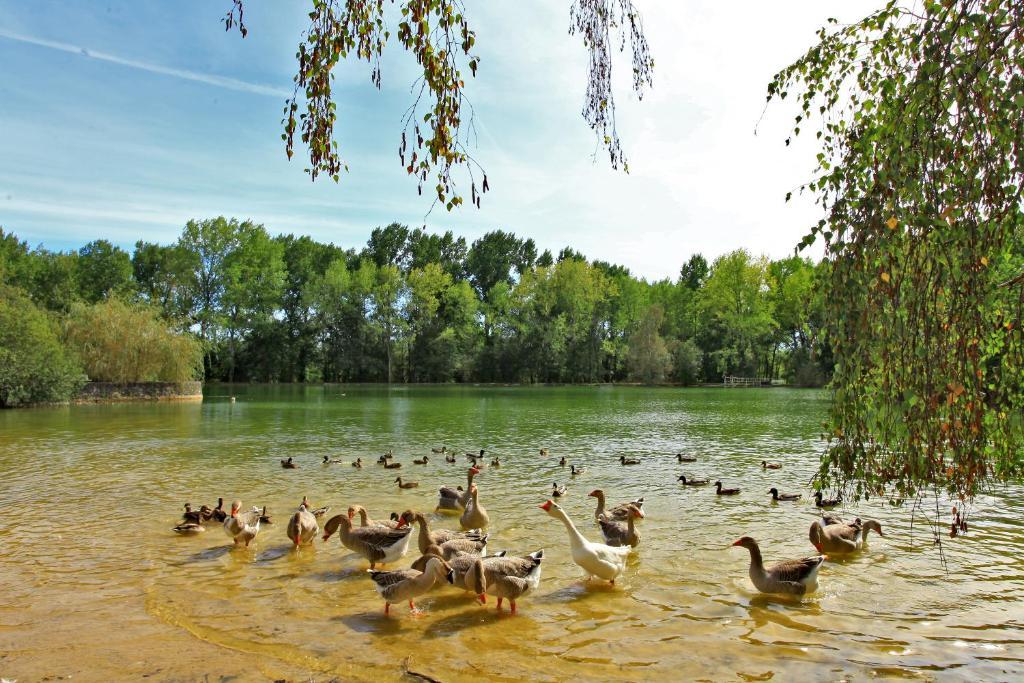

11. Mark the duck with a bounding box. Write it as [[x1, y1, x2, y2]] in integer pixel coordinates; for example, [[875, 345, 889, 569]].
[[466, 449, 485, 459], [280, 457, 298, 469], [223, 500, 262, 547], [540, 448, 549, 456], [619, 455, 641, 465], [540, 500, 630, 584], [395, 477, 419, 489], [769, 487, 802, 502], [588, 489, 645, 521], [431, 446, 448, 454], [181, 503, 206, 525], [368, 555, 455, 615], [286, 502, 319, 547], [445, 453, 457, 463], [346, 505, 402, 529], [437, 466, 481, 512], [384, 461, 402, 469], [809, 518, 884, 554], [257, 505, 273, 526], [460, 485, 489, 530], [677, 475, 709, 486], [399, 510, 486, 555], [814, 491, 842, 508], [468, 454, 486, 469], [490, 457, 501, 467], [413, 455, 429, 465], [731, 536, 826, 595], [172, 521, 205, 535], [322, 455, 343, 464], [207, 498, 227, 523], [597, 504, 642, 548], [676, 453, 697, 463], [352, 457, 363, 468], [465, 552, 544, 614], [762, 461, 783, 470], [377, 452, 393, 464], [559, 456, 567, 466], [321, 514, 412, 568], [297, 495, 329, 519], [714, 481, 740, 495], [552, 482, 568, 497], [570, 464, 586, 476]]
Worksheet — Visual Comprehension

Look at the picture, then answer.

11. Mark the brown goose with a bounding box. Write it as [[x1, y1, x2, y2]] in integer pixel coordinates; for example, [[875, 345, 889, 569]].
[[347, 505, 401, 529], [395, 477, 419, 489], [460, 485, 489, 530], [597, 504, 642, 548], [809, 518, 883, 554], [820, 512, 845, 526], [769, 487, 802, 502], [399, 510, 486, 554], [437, 466, 480, 512], [762, 461, 782, 470], [321, 514, 411, 568], [286, 502, 319, 547], [731, 536, 826, 595], [588, 489, 646, 521], [814, 492, 842, 508], [678, 475, 709, 486], [714, 481, 740, 495], [676, 453, 697, 463], [466, 551, 544, 614], [368, 556, 455, 615], [280, 457, 298, 469]]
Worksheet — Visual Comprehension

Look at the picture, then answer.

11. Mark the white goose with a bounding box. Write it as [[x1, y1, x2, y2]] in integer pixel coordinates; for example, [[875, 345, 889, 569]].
[[540, 499, 630, 584]]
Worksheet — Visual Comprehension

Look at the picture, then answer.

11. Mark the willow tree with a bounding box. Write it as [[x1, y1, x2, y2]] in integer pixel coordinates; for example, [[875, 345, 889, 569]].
[[769, 0, 1024, 515], [224, 0, 653, 209]]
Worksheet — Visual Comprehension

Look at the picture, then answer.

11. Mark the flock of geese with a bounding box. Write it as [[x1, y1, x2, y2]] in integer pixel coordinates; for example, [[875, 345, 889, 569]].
[[172, 447, 885, 615]]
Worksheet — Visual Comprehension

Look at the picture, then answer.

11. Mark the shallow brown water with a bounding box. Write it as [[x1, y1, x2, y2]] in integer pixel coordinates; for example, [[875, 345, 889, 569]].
[[0, 385, 1022, 682]]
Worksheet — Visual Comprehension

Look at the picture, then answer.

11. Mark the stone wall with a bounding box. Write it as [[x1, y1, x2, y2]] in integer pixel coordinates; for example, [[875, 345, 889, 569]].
[[74, 381, 203, 403]]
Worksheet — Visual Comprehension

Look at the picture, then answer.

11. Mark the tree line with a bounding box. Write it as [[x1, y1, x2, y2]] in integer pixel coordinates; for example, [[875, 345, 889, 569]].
[[0, 219, 831, 387]]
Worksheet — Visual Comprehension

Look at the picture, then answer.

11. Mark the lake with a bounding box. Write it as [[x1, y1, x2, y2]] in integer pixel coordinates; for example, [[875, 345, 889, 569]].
[[0, 385, 1021, 681]]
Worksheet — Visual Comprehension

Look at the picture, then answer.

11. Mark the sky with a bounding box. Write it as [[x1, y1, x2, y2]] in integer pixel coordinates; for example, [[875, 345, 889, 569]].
[[0, 0, 876, 281]]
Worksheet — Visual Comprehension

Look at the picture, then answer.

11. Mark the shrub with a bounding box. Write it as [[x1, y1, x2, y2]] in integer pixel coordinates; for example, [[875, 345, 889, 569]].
[[0, 286, 85, 407], [64, 298, 203, 383]]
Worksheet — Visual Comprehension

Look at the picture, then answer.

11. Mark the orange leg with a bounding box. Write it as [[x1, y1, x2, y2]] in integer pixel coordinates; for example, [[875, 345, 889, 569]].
[[510, 600, 517, 615], [385, 603, 391, 615], [496, 597, 503, 611]]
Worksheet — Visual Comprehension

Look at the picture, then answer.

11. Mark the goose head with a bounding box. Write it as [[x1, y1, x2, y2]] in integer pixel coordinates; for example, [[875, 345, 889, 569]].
[[229, 500, 242, 518]]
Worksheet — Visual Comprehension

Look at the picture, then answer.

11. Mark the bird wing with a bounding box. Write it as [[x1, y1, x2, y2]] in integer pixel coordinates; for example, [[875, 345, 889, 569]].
[[768, 556, 824, 583]]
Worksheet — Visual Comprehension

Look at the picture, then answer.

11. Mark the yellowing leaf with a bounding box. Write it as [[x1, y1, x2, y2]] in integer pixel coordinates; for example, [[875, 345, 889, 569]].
[[880, 272, 890, 283], [980, 256, 988, 266], [885, 217, 898, 230]]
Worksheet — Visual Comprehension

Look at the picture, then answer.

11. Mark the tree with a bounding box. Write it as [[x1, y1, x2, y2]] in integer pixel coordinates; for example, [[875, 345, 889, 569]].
[[225, 1, 653, 210], [699, 249, 775, 380], [0, 286, 85, 407], [77, 239, 133, 303], [626, 304, 672, 383], [770, 0, 1024, 504], [64, 298, 203, 384], [132, 241, 198, 324]]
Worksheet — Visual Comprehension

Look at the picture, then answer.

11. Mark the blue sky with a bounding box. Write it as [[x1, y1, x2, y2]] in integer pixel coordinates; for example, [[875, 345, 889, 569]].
[[0, 0, 874, 280]]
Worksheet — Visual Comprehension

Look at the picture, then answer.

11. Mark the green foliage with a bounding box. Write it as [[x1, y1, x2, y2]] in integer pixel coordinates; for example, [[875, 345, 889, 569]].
[[1, 223, 832, 388], [627, 305, 672, 383], [770, 0, 1024, 502], [77, 240, 132, 303], [0, 286, 85, 407], [64, 298, 203, 384]]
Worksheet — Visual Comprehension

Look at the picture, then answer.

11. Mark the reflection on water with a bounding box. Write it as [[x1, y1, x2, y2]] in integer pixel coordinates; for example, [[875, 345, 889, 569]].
[[1, 385, 1022, 681]]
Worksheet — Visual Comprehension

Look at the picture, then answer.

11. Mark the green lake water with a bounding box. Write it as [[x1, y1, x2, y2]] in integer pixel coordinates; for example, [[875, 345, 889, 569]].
[[0, 385, 1021, 681]]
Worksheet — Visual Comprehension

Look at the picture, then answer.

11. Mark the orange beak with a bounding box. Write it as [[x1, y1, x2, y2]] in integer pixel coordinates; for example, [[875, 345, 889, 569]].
[[731, 539, 742, 546], [539, 500, 553, 511], [395, 518, 408, 529], [587, 491, 597, 497], [814, 543, 823, 553], [470, 466, 481, 475], [347, 511, 354, 521]]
